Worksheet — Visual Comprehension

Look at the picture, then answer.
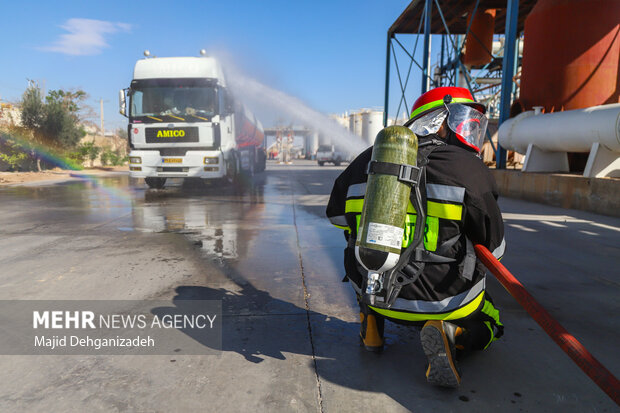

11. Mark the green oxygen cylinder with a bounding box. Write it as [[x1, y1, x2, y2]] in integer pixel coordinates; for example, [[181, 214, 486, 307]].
[[355, 126, 418, 300]]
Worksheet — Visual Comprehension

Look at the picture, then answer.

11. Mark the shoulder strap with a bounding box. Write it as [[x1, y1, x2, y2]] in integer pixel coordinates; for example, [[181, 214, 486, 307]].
[[382, 140, 446, 306]]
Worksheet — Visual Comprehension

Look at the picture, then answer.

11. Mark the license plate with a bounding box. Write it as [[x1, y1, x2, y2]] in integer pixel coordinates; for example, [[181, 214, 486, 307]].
[[162, 158, 182, 164]]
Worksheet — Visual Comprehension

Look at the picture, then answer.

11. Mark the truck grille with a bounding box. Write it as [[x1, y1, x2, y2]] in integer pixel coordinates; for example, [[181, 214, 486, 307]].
[[159, 147, 205, 156]]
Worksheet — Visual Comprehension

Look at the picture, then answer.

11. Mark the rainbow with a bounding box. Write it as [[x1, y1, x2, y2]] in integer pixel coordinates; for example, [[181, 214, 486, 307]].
[[0, 130, 81, 170], [0, 129, 135, 204]]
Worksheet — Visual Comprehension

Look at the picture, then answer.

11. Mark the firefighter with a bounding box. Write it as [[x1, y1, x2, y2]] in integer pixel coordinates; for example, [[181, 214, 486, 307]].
[[326, 86, 506, 388]]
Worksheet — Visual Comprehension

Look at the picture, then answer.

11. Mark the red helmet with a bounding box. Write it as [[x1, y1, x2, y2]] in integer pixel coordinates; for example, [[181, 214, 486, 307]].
[[405, 87, 488, 152], [406, 86, 486, 122]]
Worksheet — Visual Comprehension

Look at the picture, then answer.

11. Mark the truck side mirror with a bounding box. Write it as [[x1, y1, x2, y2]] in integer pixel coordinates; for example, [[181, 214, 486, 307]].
[[220, 89, 234, 116], [225, 94, 235, 115], [119, 89, 127, 117]]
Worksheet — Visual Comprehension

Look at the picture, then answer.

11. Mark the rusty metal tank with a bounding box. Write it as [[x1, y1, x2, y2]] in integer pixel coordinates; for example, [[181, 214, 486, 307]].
[[463, 9, 497, 67], [519, 0, 620, 112]]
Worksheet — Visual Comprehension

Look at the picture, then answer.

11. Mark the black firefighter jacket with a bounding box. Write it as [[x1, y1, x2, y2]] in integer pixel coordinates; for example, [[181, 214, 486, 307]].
[[326, 140, 506, 321]]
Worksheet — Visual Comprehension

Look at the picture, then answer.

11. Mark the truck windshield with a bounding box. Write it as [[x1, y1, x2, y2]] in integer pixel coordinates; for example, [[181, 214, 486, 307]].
[[129, 78, 218, 121], [317, 145, 333, 152]]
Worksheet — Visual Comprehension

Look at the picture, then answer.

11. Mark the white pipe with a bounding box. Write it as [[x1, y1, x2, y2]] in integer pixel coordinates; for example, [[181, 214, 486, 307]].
[[498, 103, 620, 154]]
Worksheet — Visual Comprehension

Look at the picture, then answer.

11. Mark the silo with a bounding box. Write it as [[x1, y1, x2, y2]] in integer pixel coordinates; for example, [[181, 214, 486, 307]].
[[329, 113, 349, 130], [519, 0, 620, 112], [348, 112, 356, 134], [361, 110, 384, 146], [308, 131, 319, 158], [349, 111, 363, 137], [463, 9, 496, 67]]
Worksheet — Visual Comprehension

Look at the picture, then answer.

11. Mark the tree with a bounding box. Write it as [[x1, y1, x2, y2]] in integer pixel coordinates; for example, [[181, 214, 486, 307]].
[[100, 146, 113, 166], [41, 99, 84, 149], [43, 88, 87, 149], [0, 130, 28, 171], [19, 82, 46, 170], [45, 89, 87, 114], [77, 141, 101, 167], [100, 146, 126, 166], [20, 82, 45, 132], [20, 83, 87, 170]]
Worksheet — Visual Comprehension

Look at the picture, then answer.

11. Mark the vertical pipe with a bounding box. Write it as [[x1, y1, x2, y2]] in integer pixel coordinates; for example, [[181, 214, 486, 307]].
[[498, 0, 519, 169], [454, 35, 461, 87], [383, 34, 392, 127], [426, 37, 432, 91], [421, 0, 433, 94], [100, 98, 104, 138], [440, 35, 445, 87], [512, 36, 520, 97]]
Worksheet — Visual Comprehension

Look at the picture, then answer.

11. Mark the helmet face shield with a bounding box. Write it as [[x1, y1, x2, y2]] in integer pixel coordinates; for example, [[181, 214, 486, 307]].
[[445, 103, 488, 152], [407, 108, 448, 136]]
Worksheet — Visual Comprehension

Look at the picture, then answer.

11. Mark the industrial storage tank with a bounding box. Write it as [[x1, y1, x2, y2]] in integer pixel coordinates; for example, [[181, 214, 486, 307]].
[[361, 110, 384, 146], [348, 113, 355, 134], [463, 9, 496, 67], [307, 131, 319, 158], [329, 113, 349, 129], [348, 112, 363, 137], [518, 0, 620, 112]]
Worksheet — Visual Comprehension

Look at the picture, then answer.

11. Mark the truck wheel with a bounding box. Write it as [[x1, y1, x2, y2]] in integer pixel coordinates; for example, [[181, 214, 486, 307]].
[[243, 150, 255, 177], [145, 177, 166, 189], [238, 151, 252, 179], [318, 161, 325, 166], [256, 150, 266, 172], [227, 153, 239, 185], [334, 160, 341, 166]]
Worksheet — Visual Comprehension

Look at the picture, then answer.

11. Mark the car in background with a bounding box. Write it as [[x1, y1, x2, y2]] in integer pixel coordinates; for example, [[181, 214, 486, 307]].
[[316, 144, 348, 166]]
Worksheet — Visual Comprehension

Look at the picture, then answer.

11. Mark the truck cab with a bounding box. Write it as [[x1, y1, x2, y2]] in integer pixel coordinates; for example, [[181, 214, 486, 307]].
[[120, 53, 265, 189]]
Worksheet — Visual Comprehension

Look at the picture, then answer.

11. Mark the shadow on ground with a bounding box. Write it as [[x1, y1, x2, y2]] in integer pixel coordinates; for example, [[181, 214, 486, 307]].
[[151, 277, 483, 409]]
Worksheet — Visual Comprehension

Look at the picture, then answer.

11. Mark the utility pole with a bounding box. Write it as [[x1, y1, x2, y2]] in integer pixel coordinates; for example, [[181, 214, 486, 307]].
[[100, 98, 105, 138]]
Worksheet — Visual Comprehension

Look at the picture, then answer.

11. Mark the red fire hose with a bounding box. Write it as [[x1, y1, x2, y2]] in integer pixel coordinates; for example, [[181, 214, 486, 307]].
[[474, 244, 620, 405]]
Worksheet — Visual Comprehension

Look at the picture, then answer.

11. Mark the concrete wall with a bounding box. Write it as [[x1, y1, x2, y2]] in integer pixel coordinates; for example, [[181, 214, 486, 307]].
[[491, 169, 620, 217]]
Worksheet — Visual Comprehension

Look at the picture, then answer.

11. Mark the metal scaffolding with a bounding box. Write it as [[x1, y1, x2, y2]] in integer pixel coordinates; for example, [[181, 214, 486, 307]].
[[384, 0, 535, 168]]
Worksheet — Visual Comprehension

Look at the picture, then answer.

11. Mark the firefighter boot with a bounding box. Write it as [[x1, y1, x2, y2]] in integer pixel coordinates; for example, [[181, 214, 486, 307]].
[[359, 312, 384, 353], [420, 320, 463, 388]]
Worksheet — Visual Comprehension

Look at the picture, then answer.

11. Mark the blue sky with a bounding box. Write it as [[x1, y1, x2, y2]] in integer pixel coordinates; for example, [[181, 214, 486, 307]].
[[0, 0, 417, 130]]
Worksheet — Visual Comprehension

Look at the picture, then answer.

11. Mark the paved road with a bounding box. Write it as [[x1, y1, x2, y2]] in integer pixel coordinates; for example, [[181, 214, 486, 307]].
[[0, 160, 618, 412]]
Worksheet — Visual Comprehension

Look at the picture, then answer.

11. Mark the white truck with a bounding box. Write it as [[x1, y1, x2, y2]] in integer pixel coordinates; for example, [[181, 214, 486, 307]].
[[316, 144, 348, 166], [119, 52, 266, 189]]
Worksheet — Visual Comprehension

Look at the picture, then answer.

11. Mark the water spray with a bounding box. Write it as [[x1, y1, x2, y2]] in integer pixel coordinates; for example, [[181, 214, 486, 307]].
[[218, 55, 368, 158]]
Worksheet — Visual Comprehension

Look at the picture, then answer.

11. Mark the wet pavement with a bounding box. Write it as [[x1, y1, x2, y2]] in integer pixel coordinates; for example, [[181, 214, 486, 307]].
[[0, 160, 618, 412]]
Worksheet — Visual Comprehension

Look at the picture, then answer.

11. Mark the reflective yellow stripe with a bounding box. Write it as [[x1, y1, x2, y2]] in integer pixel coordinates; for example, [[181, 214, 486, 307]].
[[345, 198, 364, 213], [348, 199, 462, 220], [369, 291, 485, 321], [427, 201, 462, 220], [410, 97, 476, 119], [406, 201, 462, 221], [332, 224, 350, 230]]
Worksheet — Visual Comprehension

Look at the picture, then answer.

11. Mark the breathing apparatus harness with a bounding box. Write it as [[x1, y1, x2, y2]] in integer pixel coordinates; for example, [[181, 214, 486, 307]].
[[361, 138, 478, 309]]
